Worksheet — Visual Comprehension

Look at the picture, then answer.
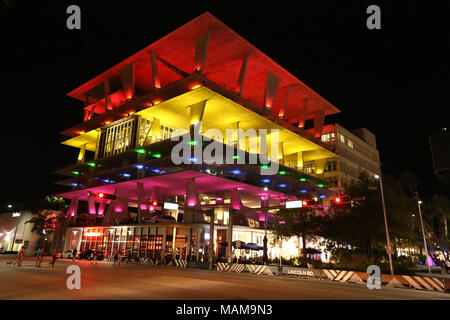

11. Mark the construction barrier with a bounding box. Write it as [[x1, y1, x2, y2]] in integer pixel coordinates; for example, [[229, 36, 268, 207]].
[[172, 259, 188, 268], [246, 265, 274, 275], [215, 263, 245, 273], [387, 275, 446, 292]]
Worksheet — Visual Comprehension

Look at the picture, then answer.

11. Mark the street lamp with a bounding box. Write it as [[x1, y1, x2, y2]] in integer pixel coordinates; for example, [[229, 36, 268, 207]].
[[416, 196, 431, 273], [374, 174, 394, 275], [7, 204, 12, 209]]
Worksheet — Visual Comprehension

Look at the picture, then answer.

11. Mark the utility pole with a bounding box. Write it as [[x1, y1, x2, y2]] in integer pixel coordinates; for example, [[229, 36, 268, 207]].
[[374, 174, 394, 275], [416, 191, 431, 274]]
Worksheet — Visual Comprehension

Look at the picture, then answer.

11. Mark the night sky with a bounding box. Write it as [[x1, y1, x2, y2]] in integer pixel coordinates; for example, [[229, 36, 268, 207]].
[[1, 1, 449, 210]]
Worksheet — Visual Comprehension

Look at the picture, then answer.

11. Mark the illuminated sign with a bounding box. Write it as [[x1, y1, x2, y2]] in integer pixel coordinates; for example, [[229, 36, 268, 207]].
[[163, 202, 179, 210], [288, 269, 314, 277], [12, 212, 21, 217], [285, 200, 303, 209]]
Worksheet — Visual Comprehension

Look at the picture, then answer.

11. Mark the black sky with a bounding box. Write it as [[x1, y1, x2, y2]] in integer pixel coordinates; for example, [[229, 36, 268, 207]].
[[0, 0, 449, 209]]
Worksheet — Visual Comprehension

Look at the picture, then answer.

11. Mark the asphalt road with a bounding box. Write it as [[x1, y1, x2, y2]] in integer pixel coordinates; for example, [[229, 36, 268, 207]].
[[0, 256, 448, 300]]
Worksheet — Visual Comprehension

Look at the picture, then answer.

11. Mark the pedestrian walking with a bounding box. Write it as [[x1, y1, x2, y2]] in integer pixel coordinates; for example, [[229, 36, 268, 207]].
[[90, 251, 98, 266], [49, 249, 57, 267], [17, 247, 26, 267], [117, 251, 122, 266], [160, 249, 166, 265], [36, 247, 44, 268], [72, 247, 77, 262], [35, 247, 42, 267], [126, 251, 132, 265], [113, 250, 119, 265]]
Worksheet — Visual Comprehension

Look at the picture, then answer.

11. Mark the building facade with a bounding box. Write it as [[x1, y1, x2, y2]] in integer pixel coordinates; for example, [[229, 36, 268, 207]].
[[306, 124, 381, 193], [54, 12, 342, 262], [0, 211, 40, 256]]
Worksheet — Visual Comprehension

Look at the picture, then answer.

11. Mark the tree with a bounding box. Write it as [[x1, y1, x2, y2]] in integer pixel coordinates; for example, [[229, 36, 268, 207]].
[[319, 171, 416, 265], [422, 194, 450, 272], [272, 206, 322, 263], [25, 197, 67, 253]]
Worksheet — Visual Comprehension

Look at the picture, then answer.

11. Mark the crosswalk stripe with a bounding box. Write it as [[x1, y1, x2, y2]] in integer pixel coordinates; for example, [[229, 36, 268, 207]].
[[329, 269, 337, 277]]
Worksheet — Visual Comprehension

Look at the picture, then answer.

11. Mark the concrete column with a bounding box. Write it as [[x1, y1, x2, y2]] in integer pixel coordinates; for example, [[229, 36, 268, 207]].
[[237, 56, 248, 96], [195, 30, 212, 73], [120, 62, 135, 100], [150, 50, 161, 90], [209, 210, 214, 269], [76, 144, 86, 164], [264, 70, 280, 110], [104, 78, 112, 110], [298, 98, 310, 129], [227, 208, 233, 263], [314, 110, 326, 138], [195, 226, 200, 261]]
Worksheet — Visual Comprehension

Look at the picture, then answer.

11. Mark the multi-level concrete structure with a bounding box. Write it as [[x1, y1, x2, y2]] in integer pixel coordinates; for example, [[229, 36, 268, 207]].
[[54, 13, 341, 263]]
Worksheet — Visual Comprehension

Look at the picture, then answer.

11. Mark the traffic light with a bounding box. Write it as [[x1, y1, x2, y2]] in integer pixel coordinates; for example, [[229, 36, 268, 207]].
[[96, 192, 117, 200], [302, 200, 317, 207], [334, 196, 350, 204]]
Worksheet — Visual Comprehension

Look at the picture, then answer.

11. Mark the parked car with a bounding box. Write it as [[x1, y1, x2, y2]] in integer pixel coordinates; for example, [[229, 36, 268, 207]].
[[61, 250, 73, 259], [78, 249, 105, 261], [149, 215, 176, 223]]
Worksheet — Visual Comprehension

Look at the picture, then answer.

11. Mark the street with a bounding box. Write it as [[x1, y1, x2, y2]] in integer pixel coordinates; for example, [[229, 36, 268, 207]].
[[0, 257, 448, 300]]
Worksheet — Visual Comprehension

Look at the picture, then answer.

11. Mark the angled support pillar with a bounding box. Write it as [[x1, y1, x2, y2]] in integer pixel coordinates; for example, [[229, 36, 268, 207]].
[[189, 100, 207, 134], [313, 109, 326, 138], [230, 188, 243, 211], [120, 62, 135, 100], [264, 70, 280, 110], [104, 78, 112, 110], [298, 98, 310, 129], [314, 158, 327, 175], [87, 192, 97, 215], [281, 85, 292, 119], [186, 178, 200, 208], [66, 196, 79, 218], [136, 182, 144, 224], [97, 199, 106, 216], [76, 144, 87, 165], [149, 50, 161, 90], [279, 142, 285, 166], [195, 30, 212, 73], [236, 56, 249, 96], [297, 151, 304, 170]]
